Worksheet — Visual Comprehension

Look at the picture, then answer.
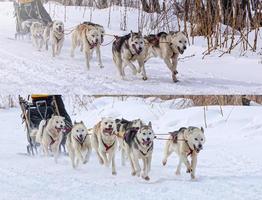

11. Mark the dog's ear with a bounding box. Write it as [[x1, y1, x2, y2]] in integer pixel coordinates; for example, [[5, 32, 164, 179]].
[[130, 30, 134, 39], [148, 121, 152, 128], [201, 127, 204, 133], [74, 120, 77, 125], [138, 30, 142, 37], [80, 120, 84, 124], [183, 129, 190, 140]]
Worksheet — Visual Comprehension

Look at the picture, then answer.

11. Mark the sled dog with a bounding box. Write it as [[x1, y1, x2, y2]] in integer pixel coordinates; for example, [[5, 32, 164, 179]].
[[123, 121, 154, 181], [30, 22, 45, 51], [71, 22, 104, 69], [115, 118, 143, 166], [112, 31, 147, 80], [43, 22, 53, 51], [66, 121, 92, 168], [15, 19, 39, 40], [35, 115, 65, 162], [48, 20, 64, 57], [144, 31, 188, 82], [91, 117, 117, 175], [162, 126, 205, 179]]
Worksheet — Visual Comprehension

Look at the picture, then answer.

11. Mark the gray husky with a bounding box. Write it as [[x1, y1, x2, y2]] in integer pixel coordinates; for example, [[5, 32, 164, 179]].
[[123, 121, 155, 181], [112, 31, 147, 80]]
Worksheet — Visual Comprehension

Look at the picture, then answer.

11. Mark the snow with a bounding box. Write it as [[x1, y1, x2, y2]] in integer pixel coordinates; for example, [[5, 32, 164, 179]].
[[0, 2, 262, 94], [0, 97, 262, 200]]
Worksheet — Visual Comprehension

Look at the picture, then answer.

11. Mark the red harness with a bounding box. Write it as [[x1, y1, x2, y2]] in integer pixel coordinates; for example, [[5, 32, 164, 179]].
[[101, 138, 115, 152]]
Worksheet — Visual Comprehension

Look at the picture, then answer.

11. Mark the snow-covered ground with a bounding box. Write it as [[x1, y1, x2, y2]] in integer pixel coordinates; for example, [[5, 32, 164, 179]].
[[0, 2, 262, 94], [0, 97, 262, 200]]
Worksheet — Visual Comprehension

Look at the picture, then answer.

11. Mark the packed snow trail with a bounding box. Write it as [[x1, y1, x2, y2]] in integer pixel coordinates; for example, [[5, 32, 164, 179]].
[[0, 98, 262, 200], [0, 2, 262, 94]]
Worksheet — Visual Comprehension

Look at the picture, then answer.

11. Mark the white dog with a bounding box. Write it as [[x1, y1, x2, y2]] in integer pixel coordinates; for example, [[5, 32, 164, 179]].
[[49, 20, 64, 57], [162, 126, 205, 179], [71, 22, 104, 69], [91, 117, 117, 175], [144, 31, 188, 82], [123, 122, 154, 181], [35, 115, 65, 163], [66, 121, 92, 169], [30, 22, 44, 51]]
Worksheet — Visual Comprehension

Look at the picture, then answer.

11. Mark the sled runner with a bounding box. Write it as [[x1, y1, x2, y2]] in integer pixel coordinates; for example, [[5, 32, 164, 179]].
[[13, 0, 52, 39], [19, 95, 72, 156]]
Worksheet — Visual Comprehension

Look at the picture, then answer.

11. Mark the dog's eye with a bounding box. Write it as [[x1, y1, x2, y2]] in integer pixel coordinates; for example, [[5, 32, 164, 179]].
[[56, 121, 58, 123], [143, 133, 146, 135], [82, 129, 84, 132], [135, 42, 138, 44], [149, 132, 151, 135], [201, 138, 203, 141], [179, 40, 182, 43], [105, 122, 108, 125], [76, 130, 79, 132], [195, 138, 198, 141]]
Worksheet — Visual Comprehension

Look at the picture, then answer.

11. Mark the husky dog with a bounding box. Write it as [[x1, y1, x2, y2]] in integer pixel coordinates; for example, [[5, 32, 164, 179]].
[[115, 118, 143, 166], [66, 121, 92, 169], [71, 22, 104, 69], [112, 31, 147, 80], [144, 31, 188, 82], [91, 117, 118, 175], [30, 22, 44, 51], [43, 22, 53, 51], [124, 122, 155, 181], [162, 126, 205, 179], [35, 115, 65, 162], [15, 19, 38, 40], [49, 20, 64, 57]]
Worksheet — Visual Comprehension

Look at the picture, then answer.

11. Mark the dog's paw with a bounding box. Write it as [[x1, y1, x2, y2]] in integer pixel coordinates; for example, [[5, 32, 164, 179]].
[[83, 160, 88, 164], [175, 170, 181, 175], [131, 171, 136, 176], [99, 158, 104, 165], [99, 65, 104, 69], [174, 70, 178, 75], [191, 174, 196, 180], [144, 176, 150, 181], [112, 171, 117, 175], [162, 160, 167, 166], [136, 171, 141, 177], [142, 76, 148, 81], [186, 168, 192, 173]]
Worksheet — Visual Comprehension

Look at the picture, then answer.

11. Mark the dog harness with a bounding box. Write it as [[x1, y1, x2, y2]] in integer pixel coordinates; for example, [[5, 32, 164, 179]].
[[73, 134, 88, 146], [134, 136, 153, 156], [101, 138, 115, 152]]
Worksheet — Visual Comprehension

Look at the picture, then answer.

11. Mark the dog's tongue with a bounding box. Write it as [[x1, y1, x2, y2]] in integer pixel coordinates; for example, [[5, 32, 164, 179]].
[[142, 140, 151, 146], [104, 128, 113, 134]]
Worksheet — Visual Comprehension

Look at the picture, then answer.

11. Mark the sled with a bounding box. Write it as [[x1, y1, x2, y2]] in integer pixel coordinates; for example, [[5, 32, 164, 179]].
[[19, 95, 72, 156], [13, 0, 52, 39]]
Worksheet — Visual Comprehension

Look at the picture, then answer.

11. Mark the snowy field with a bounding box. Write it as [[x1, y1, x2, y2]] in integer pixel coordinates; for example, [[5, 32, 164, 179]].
[[0, 2, 262, 94], [0, 97, 262, 200]]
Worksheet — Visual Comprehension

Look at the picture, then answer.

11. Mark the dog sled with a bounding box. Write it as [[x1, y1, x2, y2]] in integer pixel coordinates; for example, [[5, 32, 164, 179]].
[[19, 95, 72, 156], [13, 0, 52, 39]]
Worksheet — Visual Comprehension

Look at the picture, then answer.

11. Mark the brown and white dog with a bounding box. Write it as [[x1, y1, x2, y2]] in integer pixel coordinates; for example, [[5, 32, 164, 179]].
[[35, 115, 65, 163], [91, 117, 117, 175], [71, 22, 104, 69], [144, 31, 188, 82], [162, 126, 205, 179], [66, 121, 92, 169]]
